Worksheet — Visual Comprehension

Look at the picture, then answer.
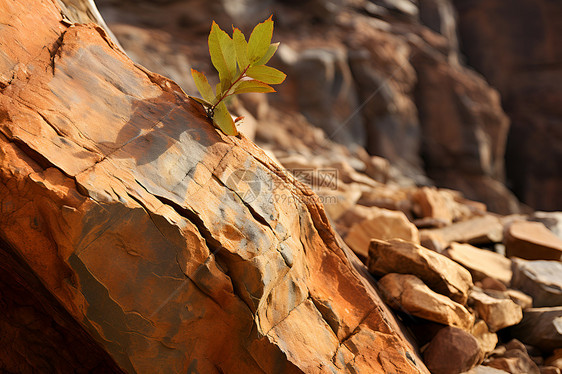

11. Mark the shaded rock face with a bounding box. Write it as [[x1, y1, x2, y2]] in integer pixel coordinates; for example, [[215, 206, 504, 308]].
[[0, 2, 428, 373], [423, 326, 481, 374], [453, 0, 562, 211]]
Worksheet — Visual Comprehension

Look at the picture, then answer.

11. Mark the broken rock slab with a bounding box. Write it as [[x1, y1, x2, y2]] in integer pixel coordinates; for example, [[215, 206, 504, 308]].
[[420, 215, 503, 249], [446, 242, 512, 285], [505, 221, 562, 261], [368, 239, 473, 304], [511, 258, 562, 307], [341, 205, 419, 259], [378, 273, 474, 330], [468, 289, 523, 332]]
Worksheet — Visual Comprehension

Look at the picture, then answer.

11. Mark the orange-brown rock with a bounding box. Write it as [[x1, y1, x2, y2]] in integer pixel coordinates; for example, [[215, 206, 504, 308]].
[[340, 205, 419, 259], [446, 242, 512, 285], [505, 221, 562, 261], [421, 215, 504, 249], [368, 239, 473, 304], [423, 326, 481, 374], [378, 273, 474, 330], [468, 289, 523, 332], [0, 1, 429, 373]]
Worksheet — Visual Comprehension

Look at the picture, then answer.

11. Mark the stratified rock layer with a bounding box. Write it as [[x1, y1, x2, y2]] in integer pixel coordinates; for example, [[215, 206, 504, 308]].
[[0, 1, 428, 373]]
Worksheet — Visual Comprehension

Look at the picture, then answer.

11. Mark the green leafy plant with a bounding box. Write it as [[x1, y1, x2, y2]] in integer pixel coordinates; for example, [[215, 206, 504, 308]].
[[190, 16, 286, 136]]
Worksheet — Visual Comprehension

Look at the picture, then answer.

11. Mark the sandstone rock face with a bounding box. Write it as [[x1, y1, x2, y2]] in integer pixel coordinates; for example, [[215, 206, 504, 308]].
[[368, 239, 473, 304], [423, 326, 481, 374], [511, 259, 562, 307], [447, 243, 512, 285], [0, 1, 429, 372], [420, 215, 503, 250], [378, 273, 474, 330], [505, 221, 562, 261], [468, 290, 523, 332], [509, 307, 562, 353], [453, 0, 562, 211], [341, 206, 419, 259], [472, 319, 499, 358]]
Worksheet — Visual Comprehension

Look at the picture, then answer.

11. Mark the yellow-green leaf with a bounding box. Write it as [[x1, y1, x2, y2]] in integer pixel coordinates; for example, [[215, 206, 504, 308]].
[[246, 65, 286, 85], [188, 95, 212, 108], [248, 16, 274, 63], [233, 80, 275, 95], [254, 42, 279, 66], [190, 68, 215, 103], [233, 28, 250, 71], [209, 21, 237, 86], [213, 101, 238, 136]]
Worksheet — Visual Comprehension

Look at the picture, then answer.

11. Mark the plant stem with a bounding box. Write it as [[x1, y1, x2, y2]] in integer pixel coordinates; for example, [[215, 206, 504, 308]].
[[211, 65, 250, 112]]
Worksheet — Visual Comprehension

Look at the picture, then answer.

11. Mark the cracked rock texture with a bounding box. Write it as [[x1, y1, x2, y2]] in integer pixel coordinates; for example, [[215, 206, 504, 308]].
[[0, 0, 429, 373]]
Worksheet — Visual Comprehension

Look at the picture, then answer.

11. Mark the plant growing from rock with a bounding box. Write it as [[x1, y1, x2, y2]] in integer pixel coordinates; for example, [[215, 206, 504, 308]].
[[190, 16, 286, 136]]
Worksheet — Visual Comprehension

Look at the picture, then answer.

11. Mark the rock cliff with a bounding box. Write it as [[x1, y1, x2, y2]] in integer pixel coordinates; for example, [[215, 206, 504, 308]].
[[0, 0, 427, 372]]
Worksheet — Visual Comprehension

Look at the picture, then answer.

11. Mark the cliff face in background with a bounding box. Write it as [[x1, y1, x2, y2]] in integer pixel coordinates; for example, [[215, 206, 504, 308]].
[[453, 0, 562, 211], [93, 0, 533, 214]]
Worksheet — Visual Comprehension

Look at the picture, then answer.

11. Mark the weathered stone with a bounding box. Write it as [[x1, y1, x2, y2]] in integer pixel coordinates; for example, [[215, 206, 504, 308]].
[[531, 212, 562, 240], [505, 289, 533, 310], [469, 289, 523, 332], [423, 326, 481, 374], [0, 2, 429, 372], [420, 215, 504, 248], [509, 307, 562, 353], [368, 239, 473, 304], [511, 258, 562, 307], [479, 277, 508, 292], [412, 187, 456, 224], [472, 319, 499, 358], [505, 221, 562, 261], [341, 206, 419, 259], [486, 344, 541, 374], [463, 366, 509, 374], [447, 242, 512, 285], [378, 273, 474, 330]]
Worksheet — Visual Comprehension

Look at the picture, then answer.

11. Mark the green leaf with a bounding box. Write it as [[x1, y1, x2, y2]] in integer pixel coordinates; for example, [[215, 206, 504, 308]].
[[233, 28, 250, 71], [233, 80, 275, 95], [248, 16, 274, 63], [246, 65, 286, 85], [213, 101, 238, 136], [190, 69, 215, 103], [208, 21, 237, 87], [254, 42, 279, 66], [188, 95, 212, 108]]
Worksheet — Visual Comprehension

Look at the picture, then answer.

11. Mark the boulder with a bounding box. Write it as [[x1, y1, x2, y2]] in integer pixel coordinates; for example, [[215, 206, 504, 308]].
[[446, 242, 512, 285], [423, 326, 481, 374], [420, 215, 504, 249], [0, 1, 429, 372], [341, 206, 419, 259], [505, 289, 533, 310], [505, 221, 562, 261], [485, 340, 540, 374], [511, 259, 562, 307], [468, 289, 523, 332], [508, 307, 562, 353], [472, 319, 499, 358], [378, 273, 474, 330], [530, 212, 562, 240], [368, 239, 473, 304]]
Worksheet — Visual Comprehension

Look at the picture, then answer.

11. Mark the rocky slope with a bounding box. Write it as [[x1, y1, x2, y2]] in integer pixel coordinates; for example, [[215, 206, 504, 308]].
[[1, 0, 562, 373], [0, 0, 427, 372]]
